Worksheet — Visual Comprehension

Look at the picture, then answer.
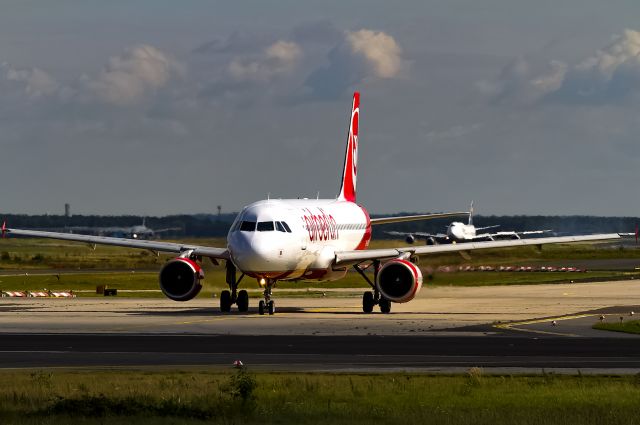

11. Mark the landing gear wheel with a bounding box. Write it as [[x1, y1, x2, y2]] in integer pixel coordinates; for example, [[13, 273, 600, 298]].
[[268, 300, 276, 315], [362, 292, 375, 313], [237, 290, 249, 312], [220, 290, 232, 312], [379, 298, 391, 314], [258, 300, 266, 315]]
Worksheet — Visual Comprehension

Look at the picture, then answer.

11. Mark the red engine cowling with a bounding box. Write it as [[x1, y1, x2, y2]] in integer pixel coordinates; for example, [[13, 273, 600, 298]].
[[159, 257, 204, 301], [375, 259, 423, 303]]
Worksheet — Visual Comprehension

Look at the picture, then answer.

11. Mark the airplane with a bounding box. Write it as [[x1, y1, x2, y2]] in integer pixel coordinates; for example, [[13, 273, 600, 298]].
[[618, 224, 639, 243], [387, 202, 551, 245], [1, 92, 620, 315], [63, 218, 181, 240]]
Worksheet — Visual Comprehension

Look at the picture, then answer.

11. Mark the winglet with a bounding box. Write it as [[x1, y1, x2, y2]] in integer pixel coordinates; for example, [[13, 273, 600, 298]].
[[468, 201, 474, 226], [337, 92, 359, 203], [1, 221, 6, 238]]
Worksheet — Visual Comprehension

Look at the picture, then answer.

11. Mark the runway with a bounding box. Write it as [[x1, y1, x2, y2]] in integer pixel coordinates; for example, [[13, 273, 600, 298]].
[[1, 279, 639, 372], [2, 333, 640, 371]]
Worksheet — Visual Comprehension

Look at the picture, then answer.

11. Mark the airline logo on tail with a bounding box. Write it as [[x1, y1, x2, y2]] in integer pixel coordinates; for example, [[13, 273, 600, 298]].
[[338, 92, 359, 203]]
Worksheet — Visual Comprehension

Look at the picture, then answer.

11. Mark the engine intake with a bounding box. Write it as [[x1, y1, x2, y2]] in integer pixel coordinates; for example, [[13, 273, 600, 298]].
[[376, 258, 423, 303], [159, 257, 204, 301]]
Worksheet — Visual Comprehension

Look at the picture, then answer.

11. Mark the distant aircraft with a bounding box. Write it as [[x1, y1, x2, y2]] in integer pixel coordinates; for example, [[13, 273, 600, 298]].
[[618, 224, 639, 243], [65, 218, 181, 239], [2, 92, 619, 315], [387, 202, 551, 245]]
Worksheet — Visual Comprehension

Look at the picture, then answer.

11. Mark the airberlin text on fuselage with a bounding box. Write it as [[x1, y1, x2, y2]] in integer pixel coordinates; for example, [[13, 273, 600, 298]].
[[301, 208, 338, 242]]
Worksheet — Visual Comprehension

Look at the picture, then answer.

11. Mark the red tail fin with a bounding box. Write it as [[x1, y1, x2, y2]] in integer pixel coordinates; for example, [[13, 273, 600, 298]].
[[1, 221, 6, 238], [337, 92, 359, 202]]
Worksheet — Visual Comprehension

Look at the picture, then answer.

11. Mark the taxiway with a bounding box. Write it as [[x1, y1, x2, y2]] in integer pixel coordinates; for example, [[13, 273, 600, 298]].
[[1, 279, 639, 371]]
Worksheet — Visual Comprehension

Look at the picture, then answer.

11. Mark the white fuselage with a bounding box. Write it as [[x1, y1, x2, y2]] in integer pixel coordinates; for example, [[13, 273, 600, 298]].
[[446, 222, 476, 242], [227, 199, 371, 281]]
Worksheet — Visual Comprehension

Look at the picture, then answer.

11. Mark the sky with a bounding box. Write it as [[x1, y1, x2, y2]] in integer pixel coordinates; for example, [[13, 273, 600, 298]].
[[2, 1, 640, 216]]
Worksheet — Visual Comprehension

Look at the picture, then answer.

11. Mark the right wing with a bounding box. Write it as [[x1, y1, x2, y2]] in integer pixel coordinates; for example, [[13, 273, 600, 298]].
[[385, 230, 447, 238], [335, 233, 620, 265], [3, 227, 228, 259], [371, 212, 467, 225]]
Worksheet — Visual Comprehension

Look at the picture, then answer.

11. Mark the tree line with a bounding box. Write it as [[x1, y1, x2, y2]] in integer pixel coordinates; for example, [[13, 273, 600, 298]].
[[1, 213, 637, 238]]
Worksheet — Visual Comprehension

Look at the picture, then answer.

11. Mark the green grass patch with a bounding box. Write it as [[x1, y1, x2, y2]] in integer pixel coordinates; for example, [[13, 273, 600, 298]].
[[593, 320, 640, 334], [1, 369, 640, 424], [1, 238, 638, 272]]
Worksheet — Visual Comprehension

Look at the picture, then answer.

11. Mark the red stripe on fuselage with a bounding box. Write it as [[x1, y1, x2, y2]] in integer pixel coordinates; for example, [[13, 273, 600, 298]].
[[355, 206, 372, 250]]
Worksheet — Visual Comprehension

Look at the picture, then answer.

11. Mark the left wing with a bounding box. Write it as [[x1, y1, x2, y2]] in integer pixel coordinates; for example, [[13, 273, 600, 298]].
[[334, 233, 620, 265], [3, 227, 228, 259], [371, 211, 467, 225]]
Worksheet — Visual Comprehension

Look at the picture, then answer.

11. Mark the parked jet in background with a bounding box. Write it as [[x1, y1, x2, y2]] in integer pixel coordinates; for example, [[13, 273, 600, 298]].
[[64, 218, 181, 239], [387, 202, 551, 244], [2, 92, 619, 315]]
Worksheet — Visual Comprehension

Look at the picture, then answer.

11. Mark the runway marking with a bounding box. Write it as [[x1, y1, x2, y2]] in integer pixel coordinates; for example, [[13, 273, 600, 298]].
[[305, 307, 358, 313], [177, 316, 241, 325], [494, 313, 594, 337]]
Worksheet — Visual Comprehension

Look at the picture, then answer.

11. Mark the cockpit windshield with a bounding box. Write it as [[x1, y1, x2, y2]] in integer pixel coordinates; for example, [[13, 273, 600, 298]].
[[257, 221, 274, 232], [239, 221, 256, 232], [235, 219, 291, 233]]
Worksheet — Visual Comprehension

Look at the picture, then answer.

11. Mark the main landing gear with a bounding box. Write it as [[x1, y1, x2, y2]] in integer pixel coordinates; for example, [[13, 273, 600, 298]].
[[258, 279, 276, 316], [220, 262, 249, 313], [354, 261, 392, 314]]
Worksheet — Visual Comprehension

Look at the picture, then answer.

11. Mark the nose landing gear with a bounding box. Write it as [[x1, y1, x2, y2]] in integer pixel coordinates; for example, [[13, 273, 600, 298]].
[[258, 279, 276, 315]]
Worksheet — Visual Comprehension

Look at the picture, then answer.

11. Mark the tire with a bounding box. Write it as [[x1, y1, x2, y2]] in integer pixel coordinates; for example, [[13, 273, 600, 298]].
[[237, 290, 249, 312], [220, 290, 232, 313], [268, 300, 275, 315], [362, 292, 375, 313], [258, 300, 266, 315], [379, 298, 391, 314]]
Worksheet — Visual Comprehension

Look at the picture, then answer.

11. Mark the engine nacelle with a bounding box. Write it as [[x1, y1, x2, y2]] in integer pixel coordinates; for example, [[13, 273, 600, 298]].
[[159, 257, 204, 301], [376, 259, 423, 303], [405, 234, 416, 244]]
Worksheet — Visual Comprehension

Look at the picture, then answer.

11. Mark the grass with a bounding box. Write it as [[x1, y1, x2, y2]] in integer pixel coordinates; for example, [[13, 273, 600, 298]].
[[593, 319, 640, 334], [1, 369, 640, 424], [1, 238, 638, 272], [0, 237, 638, 297]]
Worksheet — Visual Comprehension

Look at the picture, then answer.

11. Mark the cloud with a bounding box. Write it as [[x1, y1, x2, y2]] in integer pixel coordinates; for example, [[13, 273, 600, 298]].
[[227, 40, 302, 82], [346, 30, 403, 78], [477, 57, 567, 104], [481, 29, 640, 105], [84, 44, 184, 105], [0, 62, 59, 98], [304, 29, 404, 99]]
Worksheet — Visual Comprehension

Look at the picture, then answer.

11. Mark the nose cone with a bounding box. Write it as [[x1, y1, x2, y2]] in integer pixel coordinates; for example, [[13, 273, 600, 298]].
[[448, 224, 464, 241], [229, 232, 285, 273]]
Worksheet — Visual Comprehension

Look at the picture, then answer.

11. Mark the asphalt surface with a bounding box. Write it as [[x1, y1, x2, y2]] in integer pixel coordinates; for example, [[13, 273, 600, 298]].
[[1, 279, 640, 372], [1, 333, 640, 371]]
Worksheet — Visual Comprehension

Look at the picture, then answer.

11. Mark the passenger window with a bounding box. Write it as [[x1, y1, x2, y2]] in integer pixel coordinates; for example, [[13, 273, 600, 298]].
[[281, 222, 292, 233], [276, 221, 286, 232], [240, 221, 256, 232], [257, 221, 275, 231]]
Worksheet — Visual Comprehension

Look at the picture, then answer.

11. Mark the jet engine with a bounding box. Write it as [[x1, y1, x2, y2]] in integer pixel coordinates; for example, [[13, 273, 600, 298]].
[[405, 234, 416, 244], [159, 257, 204, 301], [375, 258, 423, 303]]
